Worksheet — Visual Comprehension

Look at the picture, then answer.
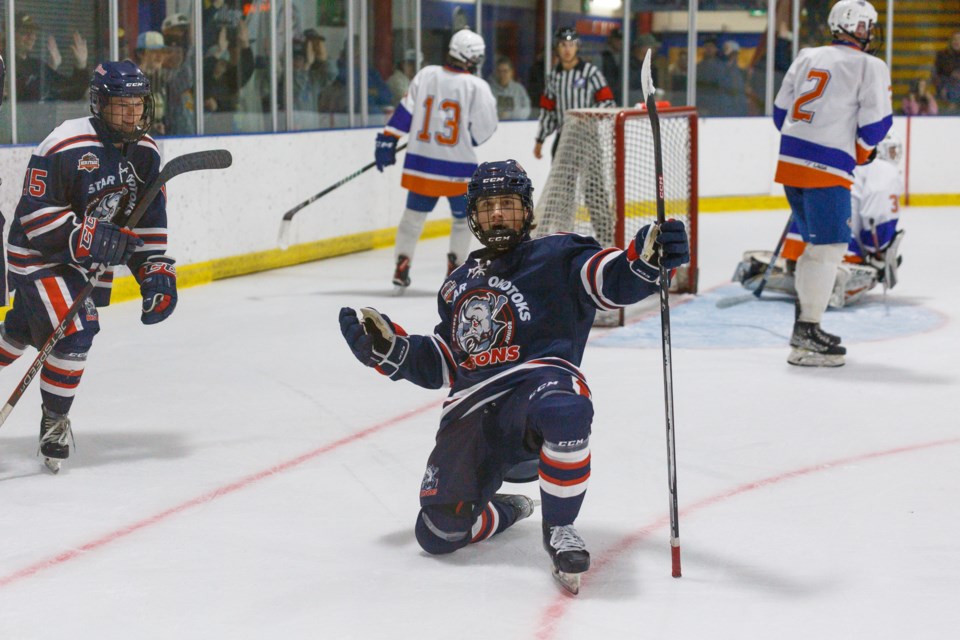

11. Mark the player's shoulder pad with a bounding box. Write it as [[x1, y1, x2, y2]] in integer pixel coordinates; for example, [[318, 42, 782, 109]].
[[534, 232, 603, 251], [34, 117, 100, 157]]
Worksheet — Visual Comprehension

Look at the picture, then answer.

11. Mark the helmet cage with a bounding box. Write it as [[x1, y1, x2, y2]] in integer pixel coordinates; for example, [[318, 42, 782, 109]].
[[89, 61, 155, 144], [466, 160, 535, 252]]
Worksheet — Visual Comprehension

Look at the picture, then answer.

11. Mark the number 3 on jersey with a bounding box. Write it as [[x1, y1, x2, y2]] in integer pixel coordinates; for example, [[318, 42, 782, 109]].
[[792, 69, 831, 123], [417, 95, 461, 146]]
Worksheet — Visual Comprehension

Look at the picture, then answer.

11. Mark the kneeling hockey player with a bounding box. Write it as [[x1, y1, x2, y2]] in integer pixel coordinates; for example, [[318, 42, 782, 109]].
[[339, 159, 689, 593]]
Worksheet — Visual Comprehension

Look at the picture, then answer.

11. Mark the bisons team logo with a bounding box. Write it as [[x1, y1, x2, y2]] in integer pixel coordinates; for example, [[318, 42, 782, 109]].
[[77, 152, 100, 173], [420, 464, 440, 498], [454, 290, 520, 370]]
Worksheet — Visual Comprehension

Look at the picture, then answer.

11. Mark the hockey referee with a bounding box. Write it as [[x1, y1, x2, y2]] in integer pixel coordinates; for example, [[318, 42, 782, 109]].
[[533, 27, 616, 160]]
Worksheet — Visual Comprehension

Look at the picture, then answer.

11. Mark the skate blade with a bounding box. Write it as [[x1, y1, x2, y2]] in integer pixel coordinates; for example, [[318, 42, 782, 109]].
[[43, 457, 62, 474], [787, 348, 845, 368], [552, 567, 583, 595]]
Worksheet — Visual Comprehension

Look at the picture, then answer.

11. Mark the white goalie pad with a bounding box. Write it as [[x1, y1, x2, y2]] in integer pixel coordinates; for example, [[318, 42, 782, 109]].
[[734, 250, 882, 308]]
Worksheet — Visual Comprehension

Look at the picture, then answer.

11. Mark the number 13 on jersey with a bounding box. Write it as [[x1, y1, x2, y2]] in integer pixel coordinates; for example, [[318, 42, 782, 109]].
[[417, 95, 462, 146]]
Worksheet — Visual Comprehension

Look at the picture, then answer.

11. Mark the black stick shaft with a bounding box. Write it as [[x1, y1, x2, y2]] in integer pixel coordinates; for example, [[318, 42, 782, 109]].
[[646, 93, 682, 578], [753, 214, 793, 298]]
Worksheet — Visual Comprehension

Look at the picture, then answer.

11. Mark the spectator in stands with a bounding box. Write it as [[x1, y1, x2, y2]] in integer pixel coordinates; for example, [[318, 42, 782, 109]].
[[902, 78, 938, 116], [134, 31, 169, 135], [203, 16, 255, 114], [203, 0, 244, 53], [719, 40, 749, 116], [667, 48, 688, 104], [13, 13, 89, 102], [285, 36, 331, 113], [695, 37, 725, 116], [303, 29, 332, 88], [939, 68, 960, 114], [318, 40, 394, 115], [388, 49, 418, 103], [933, 31, 960, 95], [161, 12, 196, 135], [488, 56, 531, 120], [601, 28, 623, 104]]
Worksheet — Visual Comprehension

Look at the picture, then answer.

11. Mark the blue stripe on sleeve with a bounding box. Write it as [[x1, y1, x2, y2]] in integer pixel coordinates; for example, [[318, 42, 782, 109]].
[[773, 106, 787, 131], [858, 114, 893, 147], [780, 135, 856, 174], [386, 104, 412, 133]]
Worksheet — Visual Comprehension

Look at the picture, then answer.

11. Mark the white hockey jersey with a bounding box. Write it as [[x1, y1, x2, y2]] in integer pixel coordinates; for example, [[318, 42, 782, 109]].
[[850, 157, 902, 255], [774, 43, 892, 189], [383, 64, 497, 197]]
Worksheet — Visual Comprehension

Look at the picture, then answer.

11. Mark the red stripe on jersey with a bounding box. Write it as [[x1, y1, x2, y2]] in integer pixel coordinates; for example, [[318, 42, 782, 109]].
[[39, 277, 78, 336], [45, 135, 102, 156]]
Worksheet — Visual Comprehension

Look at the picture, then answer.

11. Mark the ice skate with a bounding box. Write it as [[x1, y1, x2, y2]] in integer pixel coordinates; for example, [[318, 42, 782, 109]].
[[788, 321, 846, 367], [38, 406, 74, 475], [446, 253, 459, 277], [791, 302, 841, 346], [493, 493, 535, 522], [392, 255, 411, 295], [543, 521, 590, 595]]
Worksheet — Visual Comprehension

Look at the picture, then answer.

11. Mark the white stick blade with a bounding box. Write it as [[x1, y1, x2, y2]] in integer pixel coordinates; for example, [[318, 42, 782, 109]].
[[641, 49, 656, 103], [277, 220, 292, 250]]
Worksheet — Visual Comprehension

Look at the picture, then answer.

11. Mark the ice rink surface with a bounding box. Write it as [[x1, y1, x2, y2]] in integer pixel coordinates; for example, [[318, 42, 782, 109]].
[[1, 206, 958, 639]]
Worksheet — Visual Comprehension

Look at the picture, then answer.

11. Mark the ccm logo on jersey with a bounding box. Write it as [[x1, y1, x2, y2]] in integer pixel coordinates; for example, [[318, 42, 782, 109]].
[[78, 152, 100, 173]]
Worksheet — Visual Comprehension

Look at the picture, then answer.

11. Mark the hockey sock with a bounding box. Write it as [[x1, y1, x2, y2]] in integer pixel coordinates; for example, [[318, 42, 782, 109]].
[[539, 439, 591, 526], [469, 500, 519, 543], [39, 351, 86, 415], [448, 215, 472, 264], [395, 208, 428, 261], [0, 325, 27, 368], [795, 243, 847, 324]]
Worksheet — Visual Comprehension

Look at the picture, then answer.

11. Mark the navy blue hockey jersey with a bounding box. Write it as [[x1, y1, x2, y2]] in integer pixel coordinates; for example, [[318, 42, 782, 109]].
[[387, 233, 661, 427], [5, 116, 168, 307]]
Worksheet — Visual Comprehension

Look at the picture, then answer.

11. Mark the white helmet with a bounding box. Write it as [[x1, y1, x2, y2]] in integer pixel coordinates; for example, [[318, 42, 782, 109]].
[[876, 132, 903, 165], [828, 0, 878, 49], [449, 28, 485, 70]]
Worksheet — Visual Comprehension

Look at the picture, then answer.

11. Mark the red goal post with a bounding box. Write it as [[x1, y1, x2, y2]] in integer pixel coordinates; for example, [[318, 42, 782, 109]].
[[534, 106, 699, 295]]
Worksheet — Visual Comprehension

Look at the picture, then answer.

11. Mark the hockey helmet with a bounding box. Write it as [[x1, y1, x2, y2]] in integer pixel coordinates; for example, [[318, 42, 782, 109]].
[[876, 132, 903, 164], [828, 0, 880, 51], [554, 27, 579, 47], [89, 60, 155, 144], [466, 160, 535, 252], [449, 28, 485, 71]]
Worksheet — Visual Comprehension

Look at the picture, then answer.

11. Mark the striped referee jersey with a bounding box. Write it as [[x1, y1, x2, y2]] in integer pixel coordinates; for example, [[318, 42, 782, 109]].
[[536, 59, 615, 144]]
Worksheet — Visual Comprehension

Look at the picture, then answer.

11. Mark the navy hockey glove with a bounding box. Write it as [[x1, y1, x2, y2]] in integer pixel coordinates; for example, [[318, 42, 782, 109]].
[[70, 217, 143, 267], [137, 256, 177, 325], [339, 307, 409, 376], [629, 220, 690, 283], [374, 133, 398, 172]]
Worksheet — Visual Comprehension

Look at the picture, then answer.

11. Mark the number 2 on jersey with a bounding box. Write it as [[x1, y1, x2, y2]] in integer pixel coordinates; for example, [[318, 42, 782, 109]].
[[417, 95, 461, 146], [792, 69, 831, 123]]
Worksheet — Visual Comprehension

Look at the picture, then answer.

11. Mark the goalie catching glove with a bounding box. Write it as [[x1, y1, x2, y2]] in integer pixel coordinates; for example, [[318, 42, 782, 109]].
[[136, 256, 177, 325], [628, 219, 690, 283], [339, 307, 409, 376]]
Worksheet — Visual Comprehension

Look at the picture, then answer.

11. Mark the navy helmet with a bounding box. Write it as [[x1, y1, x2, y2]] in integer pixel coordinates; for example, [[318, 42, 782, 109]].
[[89, 60, 155, 144], [466, 160, 535, 252]]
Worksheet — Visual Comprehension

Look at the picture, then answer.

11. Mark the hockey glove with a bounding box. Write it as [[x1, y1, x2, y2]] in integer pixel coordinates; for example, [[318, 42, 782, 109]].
[[70, 217, 143, 267], [137, 256, 178, 325], [629, 220, 690, 283], [374, 133, 398, 172], [339, 307, 409, 376]]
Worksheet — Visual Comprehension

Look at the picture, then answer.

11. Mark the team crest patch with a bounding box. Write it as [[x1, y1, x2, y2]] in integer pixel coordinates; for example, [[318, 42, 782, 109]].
[[454, 288, 521, 370], [440, 279, 457, 304], [84, 297, 98, 322], [420, 464, 440, 497], [78, 152, 100, 173]]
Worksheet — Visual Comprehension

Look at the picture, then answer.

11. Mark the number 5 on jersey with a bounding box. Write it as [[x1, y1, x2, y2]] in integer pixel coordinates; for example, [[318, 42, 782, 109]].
[[792, 69, 831, 123]]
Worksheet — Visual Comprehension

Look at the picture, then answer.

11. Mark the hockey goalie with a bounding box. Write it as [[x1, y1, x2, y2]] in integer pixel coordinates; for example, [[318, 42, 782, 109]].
[[734, 133, 904, 307]]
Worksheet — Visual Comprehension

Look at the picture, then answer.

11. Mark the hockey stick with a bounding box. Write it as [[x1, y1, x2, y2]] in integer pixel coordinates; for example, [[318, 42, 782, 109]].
[[0, 149, 233, 429], [277, 142, 408, 250], [715, 213, 793, 309], [641, 50, 682, 579]]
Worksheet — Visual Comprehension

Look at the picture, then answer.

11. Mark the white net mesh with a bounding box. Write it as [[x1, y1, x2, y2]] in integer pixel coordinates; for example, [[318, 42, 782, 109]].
[[533, 107, 697, 294]]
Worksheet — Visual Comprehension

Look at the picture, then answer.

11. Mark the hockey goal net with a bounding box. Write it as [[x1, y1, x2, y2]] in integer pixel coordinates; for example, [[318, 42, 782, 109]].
[[533, 106, 698, 295]]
